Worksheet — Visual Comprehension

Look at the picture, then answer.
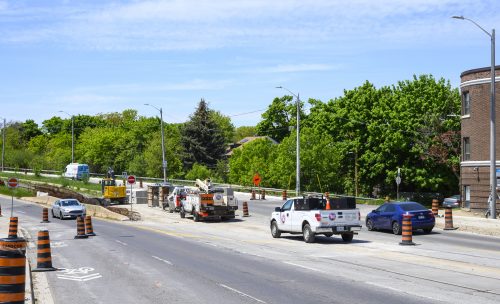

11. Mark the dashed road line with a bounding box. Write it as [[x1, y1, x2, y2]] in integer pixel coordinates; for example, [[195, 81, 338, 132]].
[[152, 256, 173, 265], [115, 240, 128, 246], [218, 284, 266, 303], [283, 261, 324, 273]]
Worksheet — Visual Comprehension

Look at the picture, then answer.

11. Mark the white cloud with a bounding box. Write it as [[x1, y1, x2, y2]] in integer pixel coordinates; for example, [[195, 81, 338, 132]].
[[0, 0, 496, 50], [256, 64, 336, 73]]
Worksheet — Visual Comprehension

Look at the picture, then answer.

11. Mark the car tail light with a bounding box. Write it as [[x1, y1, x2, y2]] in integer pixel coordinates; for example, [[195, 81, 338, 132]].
[[428, 211, 435, 218], [315, 213, 321, 221]]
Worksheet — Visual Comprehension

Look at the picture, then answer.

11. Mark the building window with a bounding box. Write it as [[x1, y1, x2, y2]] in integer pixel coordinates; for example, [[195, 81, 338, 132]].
[[463, 185, 470, 209], [462, 91, 470, 115], [463, 137, 470, 160]]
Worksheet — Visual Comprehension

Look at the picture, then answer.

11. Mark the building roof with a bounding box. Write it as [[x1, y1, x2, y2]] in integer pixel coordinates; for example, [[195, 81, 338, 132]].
[[225, 136, 278, 156]]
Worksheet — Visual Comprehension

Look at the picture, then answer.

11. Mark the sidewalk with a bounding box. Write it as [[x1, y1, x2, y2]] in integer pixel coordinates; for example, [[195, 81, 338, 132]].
[[434, 208, 500, 236]]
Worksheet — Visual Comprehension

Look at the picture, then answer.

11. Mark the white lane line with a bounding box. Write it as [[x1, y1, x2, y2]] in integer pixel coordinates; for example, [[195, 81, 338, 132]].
[[152, 256, 173, 265], [283, 261, 324, 273], [115, 240, 128, 246], [17, 211, 26, 214], [218, 284, 267, 304]]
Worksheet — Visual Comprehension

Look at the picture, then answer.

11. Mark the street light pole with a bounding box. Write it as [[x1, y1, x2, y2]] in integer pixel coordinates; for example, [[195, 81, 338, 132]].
[[145, 104, 167, 183], [276, 86, 301, 196], [453, 16, 497, 218], [1, 118, 5, 172], [59, 111, 74, 163]]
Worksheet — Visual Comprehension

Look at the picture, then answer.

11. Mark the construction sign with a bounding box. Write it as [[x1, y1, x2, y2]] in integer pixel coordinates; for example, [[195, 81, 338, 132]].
[[253, 174, 261, 186]]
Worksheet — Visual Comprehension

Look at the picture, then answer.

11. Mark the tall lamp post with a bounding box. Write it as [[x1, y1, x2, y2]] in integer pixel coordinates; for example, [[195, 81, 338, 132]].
[[59, 111, 74, 163], [1, 117, 5, 171], [452, 16, 496, 218], [276, 86, 301, 196], [145, 104, 167, 183]]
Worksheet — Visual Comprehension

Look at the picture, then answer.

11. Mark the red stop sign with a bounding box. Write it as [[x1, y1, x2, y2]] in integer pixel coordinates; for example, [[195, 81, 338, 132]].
[[127, 175, 136, 184], [7, 177, 18, 189]]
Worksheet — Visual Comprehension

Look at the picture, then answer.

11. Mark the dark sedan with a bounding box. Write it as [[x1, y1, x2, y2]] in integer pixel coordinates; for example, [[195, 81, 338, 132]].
[[366, 201, 435, 235]]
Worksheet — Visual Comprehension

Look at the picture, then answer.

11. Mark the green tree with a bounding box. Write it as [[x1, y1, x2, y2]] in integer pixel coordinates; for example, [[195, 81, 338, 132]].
[[185, 163, 212, 180], [210, 110, 235, 144], [256, 95, 305, 142], [233, 126, 256, 142], [42, 116, 64, 134], [181, 99, 227, 168], [228, 138, 276, 187]]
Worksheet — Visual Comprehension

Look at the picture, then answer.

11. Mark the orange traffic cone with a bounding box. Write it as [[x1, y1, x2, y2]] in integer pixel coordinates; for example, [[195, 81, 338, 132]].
[[325, 199, 331, 210]]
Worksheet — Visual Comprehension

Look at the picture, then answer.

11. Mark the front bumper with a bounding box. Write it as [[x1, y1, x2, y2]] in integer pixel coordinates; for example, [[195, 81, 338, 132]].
[[61, 211, 86, 218]]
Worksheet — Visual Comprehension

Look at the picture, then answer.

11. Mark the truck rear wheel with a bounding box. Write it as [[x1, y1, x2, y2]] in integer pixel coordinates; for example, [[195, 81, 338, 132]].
[[341, 233, 354, 242], [302, 224, 315, 243], [271, 221, 281, 238]]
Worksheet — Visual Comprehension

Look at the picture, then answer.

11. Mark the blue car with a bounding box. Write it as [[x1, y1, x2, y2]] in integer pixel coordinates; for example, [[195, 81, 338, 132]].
[[366, 201, 435, 235]]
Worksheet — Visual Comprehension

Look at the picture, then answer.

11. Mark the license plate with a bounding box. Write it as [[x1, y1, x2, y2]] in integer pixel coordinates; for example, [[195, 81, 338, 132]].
[[337, 226, 345, 232], [418, 216, 425, 219]]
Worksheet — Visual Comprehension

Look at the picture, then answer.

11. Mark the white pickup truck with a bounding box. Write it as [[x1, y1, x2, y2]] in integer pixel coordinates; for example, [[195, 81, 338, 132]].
[[270, 196, 362, 243]]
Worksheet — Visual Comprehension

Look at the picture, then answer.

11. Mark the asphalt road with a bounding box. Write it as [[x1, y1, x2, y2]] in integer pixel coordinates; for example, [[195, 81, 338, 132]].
[[2, 195, 500, 304]]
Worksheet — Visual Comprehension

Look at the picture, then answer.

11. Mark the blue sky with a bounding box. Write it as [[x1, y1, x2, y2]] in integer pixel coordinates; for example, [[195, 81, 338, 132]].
[[0, 0, 498, 127]]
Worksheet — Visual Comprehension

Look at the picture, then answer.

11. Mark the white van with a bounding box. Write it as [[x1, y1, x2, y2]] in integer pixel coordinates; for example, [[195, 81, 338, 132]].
[[63, 163, 90, 180]]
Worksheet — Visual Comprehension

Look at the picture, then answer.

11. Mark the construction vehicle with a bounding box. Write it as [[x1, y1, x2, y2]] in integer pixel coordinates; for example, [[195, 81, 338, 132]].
[[180, 179, 238, 221], [100, 167, 127, 205]]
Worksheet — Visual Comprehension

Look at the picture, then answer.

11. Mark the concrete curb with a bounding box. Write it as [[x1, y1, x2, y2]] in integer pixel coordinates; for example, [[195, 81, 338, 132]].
[[21, 196, 129, 221]]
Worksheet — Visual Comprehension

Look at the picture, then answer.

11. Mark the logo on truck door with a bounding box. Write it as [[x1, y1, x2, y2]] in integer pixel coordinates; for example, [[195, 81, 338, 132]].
[[328, 213, 336, 220], [280, 213, 286, 224]]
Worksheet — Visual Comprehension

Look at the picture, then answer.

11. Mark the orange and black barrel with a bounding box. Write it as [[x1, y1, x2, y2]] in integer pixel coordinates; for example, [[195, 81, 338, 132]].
[[33, 230, 56, 272], [242, 202, 249, 217], [250, 190, 256, 200], [0, 244, 26, 304], [261, 189, 266, 200], [0, 238, 26, 256], [431, 199, 439, 217], [282, 190, 287, 200], [399, 214, 415, 246], [444, 207, 457, 230], [41, 208, 50, 223], [85, 216, 96, 236], [8, 217, 18, 239], [74, 216, 88, 239]]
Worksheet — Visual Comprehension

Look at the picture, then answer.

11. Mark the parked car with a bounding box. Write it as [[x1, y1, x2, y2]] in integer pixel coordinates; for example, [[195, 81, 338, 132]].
[[51, 199, 86, 219], [366, 201, 435, 235], [443, 195, 461, 208]]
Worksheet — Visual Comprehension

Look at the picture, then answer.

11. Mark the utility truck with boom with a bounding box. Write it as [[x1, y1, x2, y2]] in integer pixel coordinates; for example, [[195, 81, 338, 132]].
[[180, 179, 238, 221], [270, 195, 362, 243]]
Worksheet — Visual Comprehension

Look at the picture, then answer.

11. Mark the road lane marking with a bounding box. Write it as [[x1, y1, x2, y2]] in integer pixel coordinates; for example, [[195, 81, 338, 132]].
[[218, 284, 266, 304], [57, 267, 102, 282], [283, 261, 324, 273], [152, 256, 173, 265], [115, 240, 128, 246]]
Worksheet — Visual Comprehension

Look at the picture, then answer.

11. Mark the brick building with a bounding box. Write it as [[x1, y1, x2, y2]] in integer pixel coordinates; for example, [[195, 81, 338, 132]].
[[460, 66, 500, 210]]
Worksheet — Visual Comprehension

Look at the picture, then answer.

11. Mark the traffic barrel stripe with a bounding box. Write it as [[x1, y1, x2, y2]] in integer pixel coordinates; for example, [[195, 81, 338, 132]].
[[41, 208, 50, 223], [75, 216, 88, 239], [0, 246, 26, 303], [85, 216, 96, 236], [242, 202, 249, 217], [33, 230, 57, 272], [8, 217, 18, 239], [399, 214, 415, 246]]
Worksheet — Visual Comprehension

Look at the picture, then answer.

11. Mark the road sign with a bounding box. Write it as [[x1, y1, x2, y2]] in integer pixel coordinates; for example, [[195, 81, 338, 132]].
[[127, 175, 136, 185], [395, 176, 401, 185], [253, 174, 261, 186], [7, 177, 18, 189]]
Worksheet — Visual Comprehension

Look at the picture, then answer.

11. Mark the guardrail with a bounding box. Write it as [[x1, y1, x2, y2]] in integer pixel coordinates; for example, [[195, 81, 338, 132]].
[[1, 167, 378, 202]]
